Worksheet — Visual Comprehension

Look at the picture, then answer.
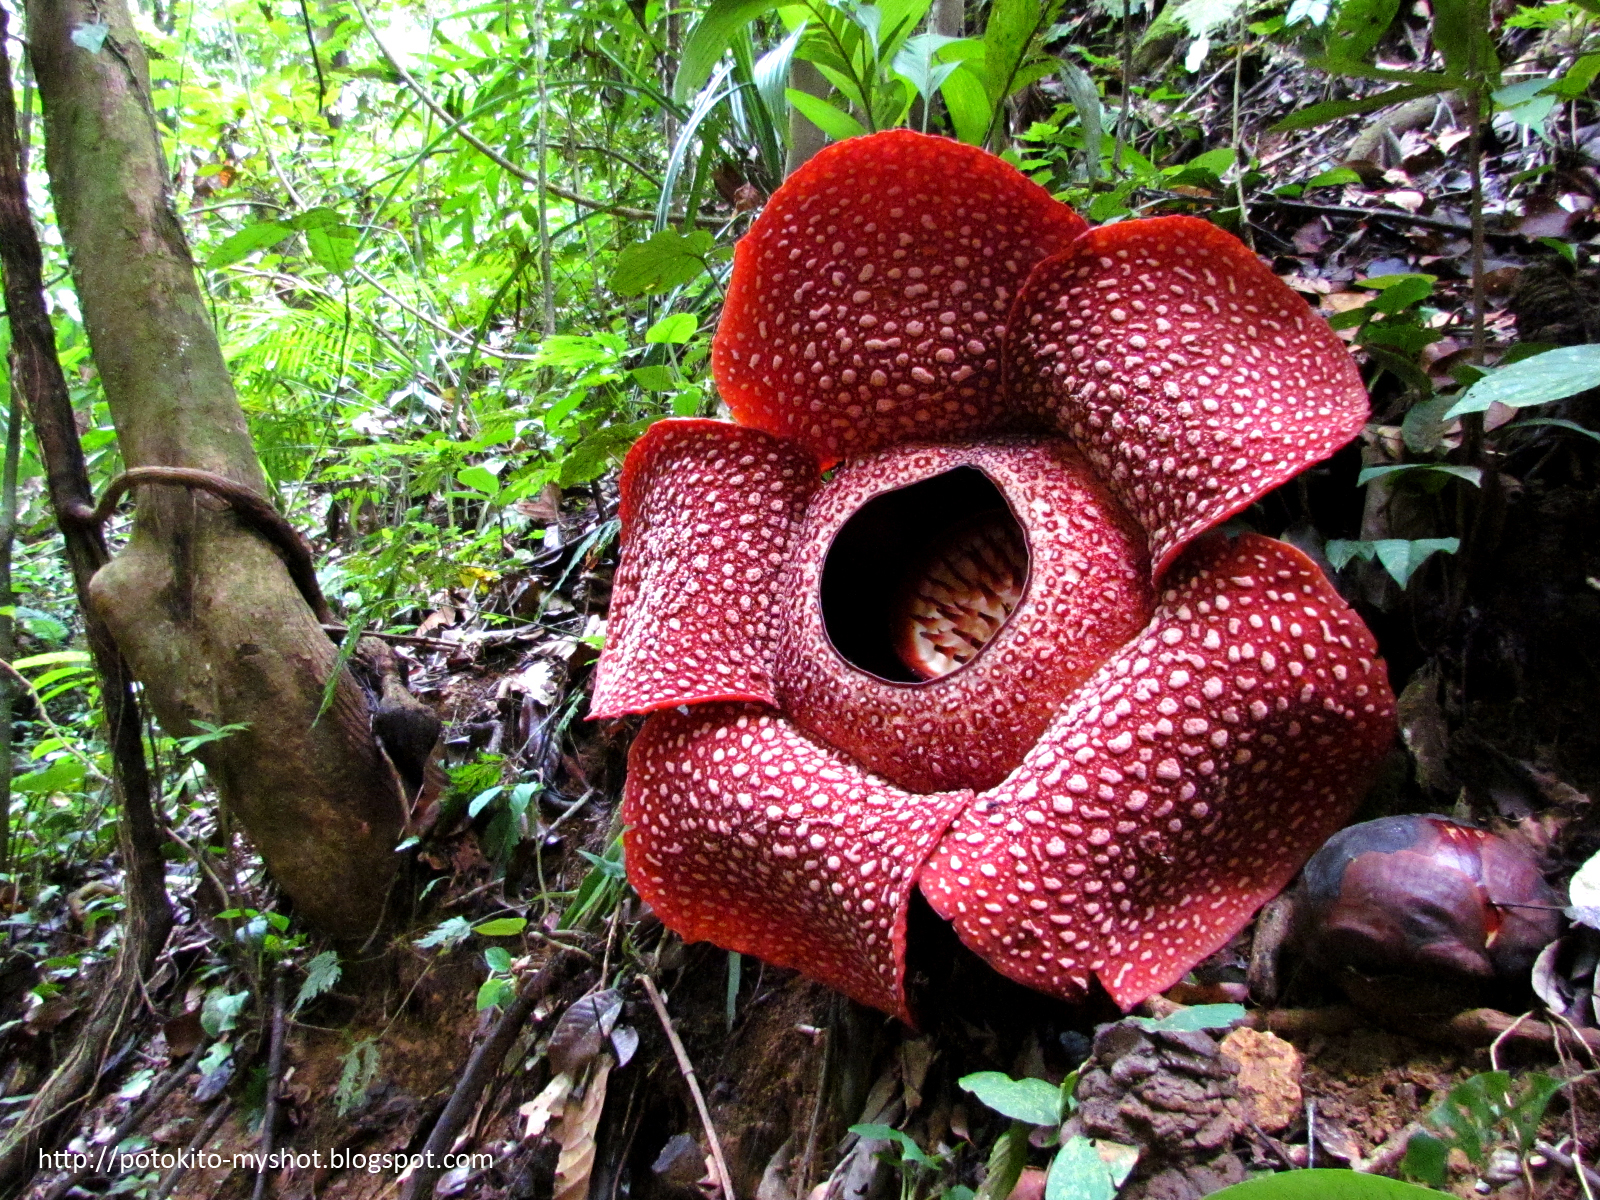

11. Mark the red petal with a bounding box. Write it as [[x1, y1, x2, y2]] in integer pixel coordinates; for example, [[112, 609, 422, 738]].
[[1007, 217, 1369, 577], [774, 438, 1151, 794], [590, 420, 819, 719], [919, 533, 1395, 1009], [714, 131, 1087, 464], [623, 703, 970, 1021]]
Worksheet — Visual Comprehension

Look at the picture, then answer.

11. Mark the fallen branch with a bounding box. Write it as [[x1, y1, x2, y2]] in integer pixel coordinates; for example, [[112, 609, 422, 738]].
[[251, 970, 289, 1200], [641, 974, 736, 1200], [152, 1100, 234, 1200]]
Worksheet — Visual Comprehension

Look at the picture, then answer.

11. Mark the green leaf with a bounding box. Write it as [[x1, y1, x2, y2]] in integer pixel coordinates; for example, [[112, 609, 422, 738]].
[[1129, 1003, 1247, 1032], [1503, 416, 1600, 442], [675, 0, 779, 103], [484, 948, 513, 974], [940, 61, 994, 145], [1357, 463, 1483, 487], [456, 465, 502, 496], [473, 916, 528, 937], [293, 209, 359, 275], [205, 221, 293, 269], [1307, 166, 1362, 186], [558, 420, 656, 487], [645, 313, 699, 344], [893, 33, 963, 103], [849, 1124, 937, 1168], [1045, 1137, 1115, 1200], [476, 976, 517, 1010], [1432, 0, 1499, 83], [610, 230, 716, 297], [975, 1122, 1029, 1200], [1325, 538, 1460, 587], [1401, 1131, 1449, 1187], [1444, 344, 1600, 416], [957, 1071, 1062, 1125], [632, 366, 680, 392], [293, 950, 342, 1014], [785, 89, 868, 140], [13, 650, 91, 669], [1324, 0, 1402, 66], [12, 757, 86, 796], [1208, 1170, 1449, 1197]]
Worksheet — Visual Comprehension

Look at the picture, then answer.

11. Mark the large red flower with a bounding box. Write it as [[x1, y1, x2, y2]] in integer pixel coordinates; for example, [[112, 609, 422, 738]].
[[591, 131, 1395, 1022]]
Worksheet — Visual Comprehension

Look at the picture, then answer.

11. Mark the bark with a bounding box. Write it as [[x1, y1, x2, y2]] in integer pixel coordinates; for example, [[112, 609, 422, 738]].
[[23, 0, 405, 936], [0, 12, 172, 1188], [785, 59, 830, 177]]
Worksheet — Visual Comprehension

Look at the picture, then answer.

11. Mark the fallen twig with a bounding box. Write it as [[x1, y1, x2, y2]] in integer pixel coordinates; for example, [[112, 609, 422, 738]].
[[400, 949, 581, 1200], [251, 970, 289, 1200], [1537, 1141, 1600, 1195], [1265, 196, 1483, 236], [640, 974, 736, 1200]]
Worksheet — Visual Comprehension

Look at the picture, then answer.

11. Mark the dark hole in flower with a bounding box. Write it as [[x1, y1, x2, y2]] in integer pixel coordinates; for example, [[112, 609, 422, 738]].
[[821, 467, 1029, 684]]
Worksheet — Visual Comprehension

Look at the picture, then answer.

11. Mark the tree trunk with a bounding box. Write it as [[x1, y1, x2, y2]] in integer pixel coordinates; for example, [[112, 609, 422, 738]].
[[785, 59, 830, 177], [24, 0, 405, 937]]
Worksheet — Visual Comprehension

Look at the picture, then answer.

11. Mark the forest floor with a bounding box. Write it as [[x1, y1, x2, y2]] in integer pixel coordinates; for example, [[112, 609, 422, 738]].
[[10, 16, 1600, 1200]]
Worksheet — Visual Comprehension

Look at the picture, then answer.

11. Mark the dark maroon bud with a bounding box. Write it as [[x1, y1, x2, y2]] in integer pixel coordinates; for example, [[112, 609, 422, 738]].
[[1298, 815, 1562, 981]]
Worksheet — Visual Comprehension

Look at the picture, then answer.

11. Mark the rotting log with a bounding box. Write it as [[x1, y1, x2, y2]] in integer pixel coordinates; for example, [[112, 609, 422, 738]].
[[23, 0, 405, 935]]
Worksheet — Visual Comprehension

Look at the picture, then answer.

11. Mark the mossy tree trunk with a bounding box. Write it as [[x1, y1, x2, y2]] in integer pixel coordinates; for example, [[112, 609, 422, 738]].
[[24, 0, 405, 937]]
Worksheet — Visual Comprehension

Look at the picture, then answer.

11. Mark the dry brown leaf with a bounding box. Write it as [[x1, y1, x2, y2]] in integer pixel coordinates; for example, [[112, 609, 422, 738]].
[[553, 1056, 613, 1200], [521, 1071, 575, 1140]]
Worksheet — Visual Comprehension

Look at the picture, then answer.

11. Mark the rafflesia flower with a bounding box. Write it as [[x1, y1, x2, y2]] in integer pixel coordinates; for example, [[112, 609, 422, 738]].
[[590, 130, 1396, 1022]]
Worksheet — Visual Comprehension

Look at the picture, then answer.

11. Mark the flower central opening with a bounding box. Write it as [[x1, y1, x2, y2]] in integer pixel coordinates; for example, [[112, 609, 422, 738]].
[[820, 467, 1029, 683]]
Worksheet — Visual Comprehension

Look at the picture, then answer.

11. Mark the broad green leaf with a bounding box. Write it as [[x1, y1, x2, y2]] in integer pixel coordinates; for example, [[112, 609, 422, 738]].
[[484, 947, 512, 972], [1129, 1003, 1246, 1032], [456, 465, 501, 496], [1432, 0, 1498, 83], [957, 1071, 1062, 1125], [1325, 538, 1460, 587], [645, 312, 699, 344], [473, 917, 528, 937], [1307, 166, 1362, 186], [304, 222, 358, 275], [1209, 1170, 1448, 1198], [940, 61, 993, 145], [1551, 52, 1600, 98], [784, 89, 868, 140], [1045, 1137, 1114, 1200], [205, 220, 293, 269], [675, 0, 779, 103], [631, 365, 680, 391], [1324, 0, 1401, 65], [1402, 1131, 1448, 1187], [1444, 344, 1600, 416], [893, 33, 963, 104], [975, 1123, 1029, 1200], [12, 757, 86, 796], [1357, 463, 1483, 487], [610, 230, 716, 297], [848, 1124, 937, 1168]]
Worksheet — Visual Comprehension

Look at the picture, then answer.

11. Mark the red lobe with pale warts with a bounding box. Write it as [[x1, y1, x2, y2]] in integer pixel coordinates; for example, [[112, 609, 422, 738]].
[[595, 130, 1395, 1019]]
